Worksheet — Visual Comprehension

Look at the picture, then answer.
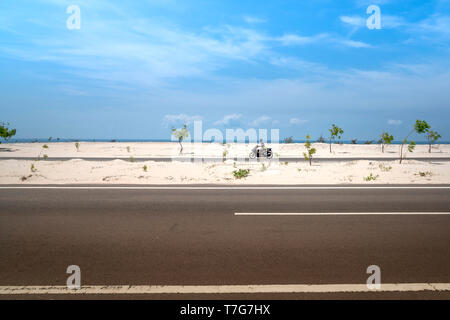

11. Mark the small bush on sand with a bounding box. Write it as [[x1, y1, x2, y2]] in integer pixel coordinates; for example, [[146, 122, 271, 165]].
[[303, 134, 316, 166], [75, 142, 80, 152], [171, 124, 190, 154], [130, 156, 135, 163], [364, 173, 379, 181], [0, 122, 16, 143], [380, 132, 394, 153], [30, 164, 37, 173], [417, 171, 432, 177], [127, 146, 131, 153], [399, 120, 429, 164], [143, 165, 147, 172], [329, 124, 344, 153], [426, 130, 441, 153], [233, 169, 250, 179], [378, 163, 392, 172]]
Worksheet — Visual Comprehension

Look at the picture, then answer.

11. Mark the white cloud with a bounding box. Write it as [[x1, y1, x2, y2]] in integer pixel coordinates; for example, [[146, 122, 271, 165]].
[[339, 39, 372, 48], [340, 16, 366, 27], [250, 115, 272, 126], [214, 113, 242, 126], [243, 15, 266, 24], [388, 119, 403, 125], [289, 118, 308, 125], [162, 114, 202, 127], [277, 33, 326, 46], [417, 14, 450, 36]]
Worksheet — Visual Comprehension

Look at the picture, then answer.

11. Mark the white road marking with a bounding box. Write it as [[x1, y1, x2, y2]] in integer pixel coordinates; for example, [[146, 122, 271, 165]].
[[0, 283, 449, 295], [235, 212, 450, 216], [0, 186, 450, 190]]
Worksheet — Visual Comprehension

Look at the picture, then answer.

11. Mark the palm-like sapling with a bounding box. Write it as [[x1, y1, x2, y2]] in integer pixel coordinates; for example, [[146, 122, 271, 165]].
[[303, 134, 316, 166], [380, 131, 394, 153], [426, 130, 441, 153], [399, 120, 429, 164], [0, 122, 16, 143], [329, 124, 344, 153], [171, 124, 190, 154]]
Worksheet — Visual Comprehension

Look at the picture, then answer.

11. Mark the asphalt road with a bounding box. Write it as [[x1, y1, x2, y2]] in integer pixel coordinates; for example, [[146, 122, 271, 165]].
[[0, 185, 449, 299]]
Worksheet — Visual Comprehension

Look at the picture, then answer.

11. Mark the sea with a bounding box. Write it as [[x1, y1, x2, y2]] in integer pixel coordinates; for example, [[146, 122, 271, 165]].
[[2, 138, 449, 145]]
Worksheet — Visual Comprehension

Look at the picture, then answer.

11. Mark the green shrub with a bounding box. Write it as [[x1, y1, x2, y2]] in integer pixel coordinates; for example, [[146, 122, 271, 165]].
[[426, 130, 441, 153], [303, 134, 316, 166], [222, 150, 228, 161], [378, 163, 392, 172], [329, 124, 344, 153], [233, 169, 250, 179], [380, 132, 394, 153], [364, 173, 379, 181]]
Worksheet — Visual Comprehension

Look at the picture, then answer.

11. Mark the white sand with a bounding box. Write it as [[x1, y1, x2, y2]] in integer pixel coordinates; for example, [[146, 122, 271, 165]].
[[1, 141, 449, 159], [0, 142, 448, 184]]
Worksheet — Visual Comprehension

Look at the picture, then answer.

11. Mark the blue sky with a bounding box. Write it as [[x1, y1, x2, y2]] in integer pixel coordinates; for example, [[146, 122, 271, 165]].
[[1, 0, 449, 141]]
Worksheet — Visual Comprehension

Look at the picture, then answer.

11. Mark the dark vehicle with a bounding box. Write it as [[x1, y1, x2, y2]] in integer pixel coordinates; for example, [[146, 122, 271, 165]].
[[249, 147, 273, 159]]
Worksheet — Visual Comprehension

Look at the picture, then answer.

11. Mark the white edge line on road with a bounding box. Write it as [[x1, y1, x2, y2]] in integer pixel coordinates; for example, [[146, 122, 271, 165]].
[[235, 212, 450, 216], [0, 186, 450, 190], [0, 283, 449, 295]]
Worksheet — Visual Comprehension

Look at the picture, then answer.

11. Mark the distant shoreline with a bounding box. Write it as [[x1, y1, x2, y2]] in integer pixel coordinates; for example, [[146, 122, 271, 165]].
[[1, 138, 450, 145], [3, 139, 450, 145]]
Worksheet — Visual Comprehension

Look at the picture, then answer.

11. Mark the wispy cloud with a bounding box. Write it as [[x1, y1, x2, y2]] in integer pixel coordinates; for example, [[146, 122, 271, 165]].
[[250, 115, 272, 126], [387, 119, 402, 125], [340, 16, 366, 27], [243, 15, 266, 24], [276, 33, 327, 46], [289, 118, 308, 125], [214, 114, 242, 126], [162, 114, 202, 127], [417, 14, 450, 37]]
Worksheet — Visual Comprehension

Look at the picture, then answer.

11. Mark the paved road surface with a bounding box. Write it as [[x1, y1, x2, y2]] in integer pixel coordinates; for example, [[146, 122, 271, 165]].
[[0, 185, 449, 299]]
